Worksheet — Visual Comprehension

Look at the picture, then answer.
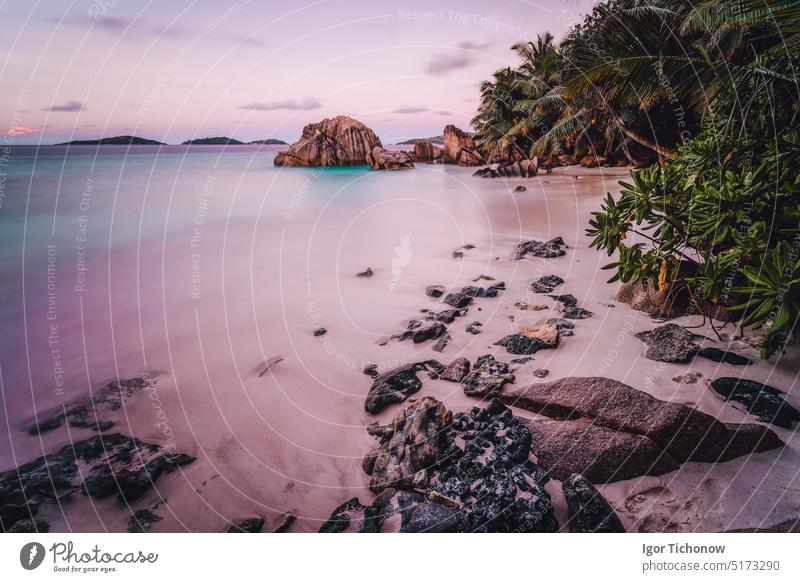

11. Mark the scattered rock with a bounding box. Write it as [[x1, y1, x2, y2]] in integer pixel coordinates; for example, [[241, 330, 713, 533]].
[[546, 317, 576, 336], [425, 285, 445, 298], [432, 334, 450, 353], [513, 237, 566, 260], [440, 358, 470, 382], [673, 372, 702, 384], [698, 347, 751, 366], [363, 364, 379, 379], [23, 376, 157, 435], [6, 519, 50, 533], [442, 283, 503, 309], [411, 322, 447, 343], [511, 357, 535, 365], [128, 509, 163, 533], [226, 516, 265, 533], [465, 321, 483, 335], [461, 354, 515, 398], [0, 433, 195, 530], [562, 474, 625, 533], [313, 327, 327, 337], [495, 334, 546, 355], [548, 294, 593, 319], [356, 267, 374, 277], [364, 360, 444, 414], [520, 325, 560, 348], [472, 274, 495, 282], [531, 275, 564, 293], [500, 377, 783, 483], [515, 302, 549, 311], [635, 323, 698, 363], [274, 115, 382, 167], [366, 146, 414, 170], [533, 368, 550, 378], [514, 185, 527, 192], [319, 498, 369, 533], [710, 378, 800, 429], [443, 291, 472, 309]]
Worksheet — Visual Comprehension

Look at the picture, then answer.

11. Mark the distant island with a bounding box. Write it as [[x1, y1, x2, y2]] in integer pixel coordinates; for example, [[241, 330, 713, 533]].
[[396, 135, 444, 145], [246, 138, 288, 145], [182, 137, 288, 145], [57, 135, 166, 145]]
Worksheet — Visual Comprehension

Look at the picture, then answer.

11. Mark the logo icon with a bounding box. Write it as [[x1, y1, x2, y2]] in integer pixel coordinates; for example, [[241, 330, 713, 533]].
[[20, 542, 46, 570]]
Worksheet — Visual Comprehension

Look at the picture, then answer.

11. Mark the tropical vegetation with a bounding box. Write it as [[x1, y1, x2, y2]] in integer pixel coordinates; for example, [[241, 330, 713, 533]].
[[473, 0, 800, 357]]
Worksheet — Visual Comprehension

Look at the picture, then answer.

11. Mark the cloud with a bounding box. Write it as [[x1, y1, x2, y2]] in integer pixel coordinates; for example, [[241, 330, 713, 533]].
[[434, 110, 452, 116], [241, 98, 321, 111], [426, 53, 474, 75], [457, 40, 493, 51], [46, 100, 84, 112], [393, 106, 428, 114], [7, 127, 41, 137]]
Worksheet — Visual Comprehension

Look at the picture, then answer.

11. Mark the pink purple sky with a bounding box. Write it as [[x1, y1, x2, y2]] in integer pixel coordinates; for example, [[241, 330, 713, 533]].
[[1, 0, 593, 145]]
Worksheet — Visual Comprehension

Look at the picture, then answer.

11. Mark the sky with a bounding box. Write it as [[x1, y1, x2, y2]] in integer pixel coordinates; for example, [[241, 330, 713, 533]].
[[0, 0, 596, 145]]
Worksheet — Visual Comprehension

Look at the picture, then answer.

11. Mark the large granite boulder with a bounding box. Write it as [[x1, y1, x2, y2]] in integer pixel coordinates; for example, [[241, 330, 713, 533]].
[[442, 125, 484, 166], [366, 146, 414, 170], [273, 115, 381, 167], [500, 377, 783, 483], [413, 141, 443, 162], [635, 323, 698, 363]]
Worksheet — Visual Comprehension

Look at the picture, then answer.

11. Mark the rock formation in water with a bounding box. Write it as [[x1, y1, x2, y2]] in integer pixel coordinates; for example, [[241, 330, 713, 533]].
[[273, 115, 382, 167], [442, 125, 484, 166], [366, 146, 414, 170], [413, 141, 443, 162]]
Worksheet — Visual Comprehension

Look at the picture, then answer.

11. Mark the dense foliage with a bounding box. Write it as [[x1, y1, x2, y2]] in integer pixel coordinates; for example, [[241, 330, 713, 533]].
[[475, 0, 800, 356]]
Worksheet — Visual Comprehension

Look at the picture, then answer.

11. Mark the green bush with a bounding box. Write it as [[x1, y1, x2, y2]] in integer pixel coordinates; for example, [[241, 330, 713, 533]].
[[587, 126, 800, 357]]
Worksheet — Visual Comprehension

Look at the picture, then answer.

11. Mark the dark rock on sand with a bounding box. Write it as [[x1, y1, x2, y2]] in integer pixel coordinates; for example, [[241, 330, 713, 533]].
[[319, 497, 369, 533], [465, 321, 483, 335], [442, 282, 504, 309], [433, 399, 558, 532], [356, 267, 374, 277], [6, 519, 50, 533], [363, 364, 380, 379], [548, 294, 593, 319], [443, 291, 472, 309], [425, 285, 445, 298], [461, 354, 515, 398], [363, 397, 451, 492], [364, 360, 444, 414], [440, 357, 470, 382], [513, 237, 566, 260], [514, 185, 527, 192], [533, 368, 550, 378], [226, 516, 265, 533], [635, 323, 698, 363], [531, 275, 564, 293], [411, 322, 447, 343], [501, 377, 783, 483], [24, 376, 156, 435], [495, 334, 546, 355], [432, 334, 450, 353], [128, 509, 163, 533], [562, 474, 625, 533], [710, 378, 800, 429], [546, 317, 575, 336], [0, 433, 195, 530], [313, 327, 327, 337], [698, 347, 751, 366]]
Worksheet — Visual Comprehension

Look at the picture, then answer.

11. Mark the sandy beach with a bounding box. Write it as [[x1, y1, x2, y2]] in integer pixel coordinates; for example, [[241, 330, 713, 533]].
[[2, 155, 796, 533]]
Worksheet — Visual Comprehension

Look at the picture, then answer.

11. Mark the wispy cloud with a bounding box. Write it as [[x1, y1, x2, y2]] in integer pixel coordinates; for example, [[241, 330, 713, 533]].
[[46, 100, 84, 112], [434, 110, 452, 116], [7, 126, 41, 137], [393, 106, 428, 114], [425, 40, 493, 75], [241, 98, 321, 111]]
